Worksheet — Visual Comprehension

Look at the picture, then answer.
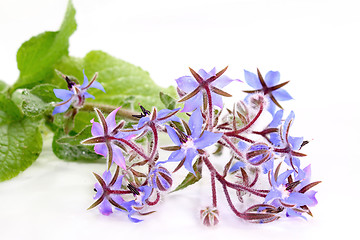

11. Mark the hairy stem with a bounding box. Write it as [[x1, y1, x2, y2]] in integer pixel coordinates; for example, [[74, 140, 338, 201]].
[[204, 87, 213, 131], [81, 102, 139, 121], [211, 171, 217, 208]]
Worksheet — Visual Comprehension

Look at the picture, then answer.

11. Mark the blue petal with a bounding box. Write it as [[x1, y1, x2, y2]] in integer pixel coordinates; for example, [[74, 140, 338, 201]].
[[175, 76, 198, 92], [262, 158, 274, 174], [183, 148, 198, 175], [165, 125, 181, 146], [277, 170, 293, 185], [282, 111, 295, 141], [289, 136, 303, 150], [137, 117, 150, 129], [181, 92, 203, 113], [99, 199, 113, 216], [264, 189, 282, 203], [198, 68, 215, 80], [157, 108, 181, 124], [90, 81, 106, 93], [189, 108, 203, 139], [268, 110, 283, 128], [53, 89, 73, 101], [52, 100, 72, 115], [244, 70, 262, 89], [166, 149, 186, 163], [210, 91, 224, 109], [102, 170, 112, 185], [272, 89, 293, 101], [84, 92, 95, 99], [266, 100, 276, 116], [286, 208, 307, 220], [286, 192, 313, 206], [238, 141, 249, 151], [212, 75, 234, 88], [229, 161, 246, 173], [194, 131, 223, 149], [80, 69, 89, 89], [264, 71, 280, 87]]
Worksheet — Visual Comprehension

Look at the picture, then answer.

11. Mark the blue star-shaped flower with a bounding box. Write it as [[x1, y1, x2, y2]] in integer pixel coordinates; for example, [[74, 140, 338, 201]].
[[53, 70, 105, 115], [243, 69, 292, 116], [160, 108, 223, 175]]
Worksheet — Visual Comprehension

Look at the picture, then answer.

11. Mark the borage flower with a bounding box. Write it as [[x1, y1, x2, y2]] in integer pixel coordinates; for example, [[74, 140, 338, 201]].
[[88, 167, 126, 216], [271, 111, 306, 171], [118, 184, 154, 223], [176, 67, 239, 112], [53, 70, 105, 115], [243, 69, 292, 116], [131, 105, 181, 136], [159, 108, 223, 175], [265, 165, 320, 219], [81, 107, 134, 170]]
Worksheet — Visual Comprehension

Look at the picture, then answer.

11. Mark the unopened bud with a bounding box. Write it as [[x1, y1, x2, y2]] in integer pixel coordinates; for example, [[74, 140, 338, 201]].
[[149, 166, 173, 191], [200, 206, 219, 227], [246, 143, 273, 166]]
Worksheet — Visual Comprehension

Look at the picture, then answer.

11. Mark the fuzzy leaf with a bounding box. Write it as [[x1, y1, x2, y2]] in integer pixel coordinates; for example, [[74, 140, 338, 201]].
[[160, 92, 176, 110], [0, 94, 42, 181], [171, 158, 203, 193]]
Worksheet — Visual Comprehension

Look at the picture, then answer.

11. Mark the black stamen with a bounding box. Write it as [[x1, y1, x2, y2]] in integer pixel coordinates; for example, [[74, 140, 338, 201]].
[[127, 184, 140, 195], [132, 105, 151, 118], [93, 188, 97, 192], [65, 76, 76, 90]]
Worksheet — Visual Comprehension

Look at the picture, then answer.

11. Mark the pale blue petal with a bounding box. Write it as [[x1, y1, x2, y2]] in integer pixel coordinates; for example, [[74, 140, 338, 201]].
[[277, 170, 293, 185], [272, 89, 293, 101], [289, 136, 303, 150], [189, 108, 203, 139], [264, 189, 282, 203], [194, 131, 223, 149], [102, 170, 112, 185], [198, 68, 215, 80], [53, 89, 73, 101], [137, 117, 150, 129], [229, 161, 246, 173], [212, 75, 234, 88], [80, 69, 89, 89], [267, 100, 276, 116], [90, 81, 106, 92], [238, 141, 249, 151], [268, 110, 283, 128], [181, 92, 203, 113], [94, 183, 103, 199], [111, 144, 126, 170], [99, 199, 113, 216], [282, 111, 295, 141], [91, 120, 104, 136], [286, 192, 313, 206], [286, 208, 306, 220], [167, 149, 186, 162], [84, 92, 95, 99], [165, 125, 181, 146], [264, 71, 280, 87], [184, 148, 198, 175], [211, 91, 224, 109], [262, 158, 274, 173], [94, 143, 108, 157], [105, 107, 121, 131], [175, 76, 198, 92], [244, 70, 262, 89], [52, 100, 72, 115]]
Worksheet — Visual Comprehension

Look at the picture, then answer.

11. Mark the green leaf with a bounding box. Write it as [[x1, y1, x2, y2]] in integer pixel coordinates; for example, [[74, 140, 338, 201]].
[[21, 84, 58, 117], [160, 92, 176, 110], [52, 127, 102, 162], [0, 94, 43, 182], [11, 0, 76, 92], [0, 80, 8, 93], [171, 158, 203, 193], [52, 51, 177, 110]]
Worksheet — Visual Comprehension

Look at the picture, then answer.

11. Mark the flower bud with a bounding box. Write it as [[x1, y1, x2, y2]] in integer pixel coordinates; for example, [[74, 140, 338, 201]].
[[200, 207, 219, 227], [246, 143, 273, 166], [149, 166, 172, 191]]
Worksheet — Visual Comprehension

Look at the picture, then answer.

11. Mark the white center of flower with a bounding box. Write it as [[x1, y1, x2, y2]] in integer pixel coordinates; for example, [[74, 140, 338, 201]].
[[277, 184, 290, 199], [182, 138, 196, 150]]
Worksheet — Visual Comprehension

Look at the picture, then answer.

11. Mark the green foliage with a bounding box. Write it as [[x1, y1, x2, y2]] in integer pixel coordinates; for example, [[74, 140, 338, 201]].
[[11, 0, 76, 92], [171, 158, 203, 193], [0, 93, 43, 181]]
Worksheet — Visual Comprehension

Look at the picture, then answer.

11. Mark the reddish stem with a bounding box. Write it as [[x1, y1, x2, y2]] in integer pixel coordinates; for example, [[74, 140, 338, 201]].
[[221, 135, 244, 159], [114, 137, 150, 161], [204, 86, 213, 131], [211, 171, 217, 208], [225, 103, 264, 137]]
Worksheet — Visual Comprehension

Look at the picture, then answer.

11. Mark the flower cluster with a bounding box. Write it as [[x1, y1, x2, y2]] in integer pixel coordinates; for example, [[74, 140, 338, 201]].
[[54, 67, 320, 225]]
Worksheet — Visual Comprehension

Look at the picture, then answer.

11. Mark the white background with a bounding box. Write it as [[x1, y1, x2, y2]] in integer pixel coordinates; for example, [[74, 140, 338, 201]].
[[0, 0, 359, 239]]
